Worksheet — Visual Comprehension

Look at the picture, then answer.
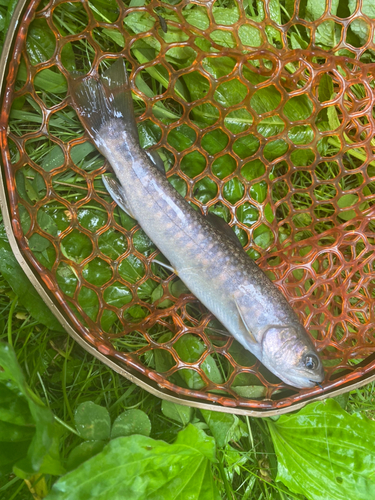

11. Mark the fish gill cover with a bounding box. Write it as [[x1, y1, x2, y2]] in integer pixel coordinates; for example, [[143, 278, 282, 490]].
[[1, 0, 375, 412]]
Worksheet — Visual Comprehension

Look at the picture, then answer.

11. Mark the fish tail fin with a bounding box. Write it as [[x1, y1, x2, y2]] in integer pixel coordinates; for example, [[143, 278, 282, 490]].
[[70, 58, 138, 151]]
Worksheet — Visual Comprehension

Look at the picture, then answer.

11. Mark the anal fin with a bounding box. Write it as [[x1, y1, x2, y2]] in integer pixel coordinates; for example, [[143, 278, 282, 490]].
[[102, 175, 136, 219]]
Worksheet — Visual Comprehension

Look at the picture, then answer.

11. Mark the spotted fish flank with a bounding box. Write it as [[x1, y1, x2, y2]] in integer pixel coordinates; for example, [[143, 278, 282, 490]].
[[70, 58, 324, 389]]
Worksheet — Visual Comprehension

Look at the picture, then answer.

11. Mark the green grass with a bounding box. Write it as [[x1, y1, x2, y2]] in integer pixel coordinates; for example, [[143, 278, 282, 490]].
[[1, 0, 375, 498], [0, 268, 301, 500]]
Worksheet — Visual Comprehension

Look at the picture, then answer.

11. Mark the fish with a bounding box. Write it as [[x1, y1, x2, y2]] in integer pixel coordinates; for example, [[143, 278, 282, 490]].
[[70, 58, 325, 389]]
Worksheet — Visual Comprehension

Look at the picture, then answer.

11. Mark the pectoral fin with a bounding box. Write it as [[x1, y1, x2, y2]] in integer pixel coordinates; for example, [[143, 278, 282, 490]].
[[102, 175, 136, 219], [234, 298, 258, 345], [152, 258, 177, 275]]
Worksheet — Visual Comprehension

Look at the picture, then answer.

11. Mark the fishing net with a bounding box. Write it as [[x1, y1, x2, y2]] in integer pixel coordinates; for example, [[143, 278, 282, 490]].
[[1, 0, 375, 412]]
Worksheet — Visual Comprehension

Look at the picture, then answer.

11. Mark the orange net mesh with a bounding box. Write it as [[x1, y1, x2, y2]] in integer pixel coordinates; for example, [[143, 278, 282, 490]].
[[1, 0, 375, 410]]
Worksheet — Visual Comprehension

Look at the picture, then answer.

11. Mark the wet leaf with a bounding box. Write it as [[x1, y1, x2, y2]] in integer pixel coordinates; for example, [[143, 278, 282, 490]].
[[182, 5, 210, 30], [111, 409, 151, 438], [26, 19, 56, 65], [268, 399, 375, 500], [167, 124, 196, 152], [200, 410, 247, 448], [46, 425, 219, 500], [66, 441, 106, 471], [0, 343, 64, 477], [232, 385, 267, 398], [0, 227, 64, 331], [77, 287, 99, 321], [174, 334, 223, 389], [161, 401, 193, 426], [74, 402, 111, 441], [61, 230, 93, 263]]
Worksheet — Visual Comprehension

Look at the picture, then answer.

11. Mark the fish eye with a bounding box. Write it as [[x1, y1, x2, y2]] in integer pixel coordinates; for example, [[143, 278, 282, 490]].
[[304, 353, 319, 370]]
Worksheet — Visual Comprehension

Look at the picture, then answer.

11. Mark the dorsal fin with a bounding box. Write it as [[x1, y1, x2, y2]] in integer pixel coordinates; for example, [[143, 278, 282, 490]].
[[206, 212, 243, 250]]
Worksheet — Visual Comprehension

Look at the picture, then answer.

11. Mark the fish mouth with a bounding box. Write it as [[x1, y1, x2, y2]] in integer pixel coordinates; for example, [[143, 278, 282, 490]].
[[279, 373, 324, 389]]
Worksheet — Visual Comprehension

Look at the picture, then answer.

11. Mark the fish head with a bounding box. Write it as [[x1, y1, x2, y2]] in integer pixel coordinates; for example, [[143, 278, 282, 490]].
[[260, 323, 324, 389]]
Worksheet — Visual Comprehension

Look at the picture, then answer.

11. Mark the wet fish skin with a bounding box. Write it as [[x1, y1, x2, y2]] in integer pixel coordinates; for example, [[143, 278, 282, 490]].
[[70, 59, 324, 389]]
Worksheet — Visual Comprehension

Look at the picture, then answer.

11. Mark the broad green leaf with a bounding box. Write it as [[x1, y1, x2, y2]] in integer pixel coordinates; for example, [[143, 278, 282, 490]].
[[268, 399, 375, 500], [214, 79, 247, 107], [56, 263, 78, 297], [250, 86, 281, 114], [238, 24, 262, 47], [0, 343, 64, 477], [111, 409, 151, 438], [0, 383, 32, 426], [98, 229, 127, 260], [200, 410, 247, 448], [360, 0, 375, 17], [223, 178, 244, 204], [210, 29, 236, 48], [306, 0, 340, 49], [167, 124, 196, 152], [257, 116, 284, 138], [77, 288, 98, 321], [224, 108, 253, 134], [212, 154, 236, 179], [103, 282, 132, 308], [82, 257, 112, 286], [161, 401, 193, 426], [0, 227, 64, 331], [46, 425, 219, 500], [306, 0, 338, 20], [337, 194, 358, 209], [26, 18, 56, 65], [34, 67, 68, 94], [174, 334, 224, 389], [182, 71, 210, 102], [123, 10, 155, 34], [182, 6, 209, 30], [253, 224, 273, 249], [289, 30, 309, 49], [0, 419, 35, 442], [201, 129, 229, 155], [165, 46, 196, 69], [0, 443, 30, 476], [66, 441, 106, 471], [3, 0, 18, 36], [181, 151, 206, 178], [212, 5, 239, 25], [264, 139, 288, 162], [61, 230, 93, 263], [74, 402, 111, 441], [202, 56, 235, 79], [283, 95, 313, 121], [232, 385, 267, 398]]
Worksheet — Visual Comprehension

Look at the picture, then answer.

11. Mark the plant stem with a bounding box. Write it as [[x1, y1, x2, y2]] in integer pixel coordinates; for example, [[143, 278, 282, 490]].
[[218, 451, 235, 500], [7, 295, 18, 347], [54, 415, 80, 436]]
